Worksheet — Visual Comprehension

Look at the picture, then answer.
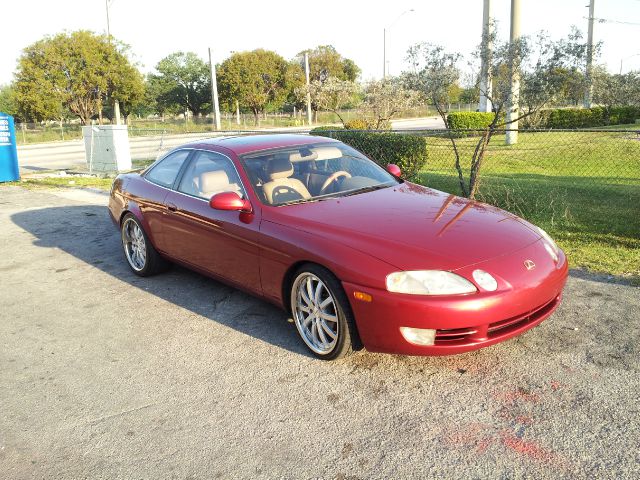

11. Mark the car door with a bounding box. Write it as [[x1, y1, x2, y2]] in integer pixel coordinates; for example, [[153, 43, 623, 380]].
[[161, 149, 262, 294], [136, 149, 192, 253]]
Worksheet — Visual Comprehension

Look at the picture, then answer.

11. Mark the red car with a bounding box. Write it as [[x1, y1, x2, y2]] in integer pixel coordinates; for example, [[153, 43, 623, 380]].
[[108, 134, 568, 360]]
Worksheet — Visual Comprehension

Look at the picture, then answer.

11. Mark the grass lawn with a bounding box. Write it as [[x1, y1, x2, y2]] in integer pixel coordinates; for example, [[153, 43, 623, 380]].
[[2, 176, 114, 191], [417, 130, 640, 282]]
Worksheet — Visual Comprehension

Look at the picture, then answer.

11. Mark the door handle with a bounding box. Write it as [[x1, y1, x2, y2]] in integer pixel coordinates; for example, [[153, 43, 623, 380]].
[[166, 203, 177, 212]]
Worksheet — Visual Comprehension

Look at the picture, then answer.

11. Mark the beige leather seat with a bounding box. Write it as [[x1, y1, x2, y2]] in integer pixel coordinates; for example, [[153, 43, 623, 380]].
[[198, 170, 241, 199], [262, 156, 311, 204]]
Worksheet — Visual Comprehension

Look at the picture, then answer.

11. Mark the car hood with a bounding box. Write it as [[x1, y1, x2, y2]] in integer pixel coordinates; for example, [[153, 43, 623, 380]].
[[264, 182, 543, 271]]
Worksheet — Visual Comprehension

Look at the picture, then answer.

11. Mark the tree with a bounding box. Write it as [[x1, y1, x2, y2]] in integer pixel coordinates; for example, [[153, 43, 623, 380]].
[[404, 29, 590, 199], [13, 31, 143, 124], [294, 46, 361, 118], [217, 49, 291, 124], [360, 78, 420, 129], [296, 45, 360, 83], [302, 77, 360, 125], [150, 52, 211, 118], [593, 69, 640, 109], [0, 85, 19, 119], [110, 61, 145, 121]]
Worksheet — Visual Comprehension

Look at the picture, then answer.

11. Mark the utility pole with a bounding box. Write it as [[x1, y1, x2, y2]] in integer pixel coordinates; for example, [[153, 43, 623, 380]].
[[584, 0, 595, 108], [304, 52, 313, 126], [383, 28, 387, 80], [505, 0, 521, 145], [105, 0, 121, 125], [478, 0, 492, 112], [208, 47, 221, 131]]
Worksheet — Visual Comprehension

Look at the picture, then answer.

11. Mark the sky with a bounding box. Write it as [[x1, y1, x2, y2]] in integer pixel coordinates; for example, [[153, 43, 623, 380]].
[[1, 0, 639, 86]]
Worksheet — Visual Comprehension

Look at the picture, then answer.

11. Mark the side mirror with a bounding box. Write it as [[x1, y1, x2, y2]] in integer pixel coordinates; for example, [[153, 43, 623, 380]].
[[386, 163, 402, 177], [210, 191, 252, 213]]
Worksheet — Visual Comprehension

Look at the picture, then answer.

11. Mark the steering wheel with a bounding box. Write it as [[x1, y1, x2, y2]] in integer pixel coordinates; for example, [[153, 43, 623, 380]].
[[320, 171, 352, 194]]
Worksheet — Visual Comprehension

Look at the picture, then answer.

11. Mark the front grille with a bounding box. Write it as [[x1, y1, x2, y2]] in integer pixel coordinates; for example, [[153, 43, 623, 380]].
[[435, 327, 478, 342], [488, 296, 558, 337], [434, 295, 560, 345]]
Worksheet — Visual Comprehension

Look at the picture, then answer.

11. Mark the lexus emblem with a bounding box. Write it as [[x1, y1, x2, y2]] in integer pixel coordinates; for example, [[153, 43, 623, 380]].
[[524, 260, 536, 270]]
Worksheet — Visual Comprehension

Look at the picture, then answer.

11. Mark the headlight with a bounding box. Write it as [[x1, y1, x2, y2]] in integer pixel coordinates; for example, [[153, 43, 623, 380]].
[[472, 269, 498, 291], [386, 270, 477, 295], [537, 227, 559, 262]]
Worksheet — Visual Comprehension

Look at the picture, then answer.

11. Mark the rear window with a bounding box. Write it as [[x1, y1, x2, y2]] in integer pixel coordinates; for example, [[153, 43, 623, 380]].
[[145, 150, 190, 188]]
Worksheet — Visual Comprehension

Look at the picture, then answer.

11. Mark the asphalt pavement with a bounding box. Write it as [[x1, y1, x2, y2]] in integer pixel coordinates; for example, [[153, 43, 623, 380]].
[[0, 186, 638, 479]]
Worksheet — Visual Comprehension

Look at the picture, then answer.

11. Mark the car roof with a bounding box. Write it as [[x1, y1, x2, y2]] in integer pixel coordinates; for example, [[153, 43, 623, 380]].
[[184, 133, 337, 156]]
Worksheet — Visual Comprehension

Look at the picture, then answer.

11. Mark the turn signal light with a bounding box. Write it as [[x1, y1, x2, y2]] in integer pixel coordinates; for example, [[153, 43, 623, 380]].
[[353, 291, 372, 302]]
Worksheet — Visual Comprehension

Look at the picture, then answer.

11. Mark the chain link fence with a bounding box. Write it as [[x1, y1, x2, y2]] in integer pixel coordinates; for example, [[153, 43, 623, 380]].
[[131, 128, 639, 238], [312, 128, 640, 265]]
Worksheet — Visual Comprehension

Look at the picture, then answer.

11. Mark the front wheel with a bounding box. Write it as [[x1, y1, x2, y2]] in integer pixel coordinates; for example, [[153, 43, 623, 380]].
[[290, 264, 359, 360], [121, 213, 168, 276]]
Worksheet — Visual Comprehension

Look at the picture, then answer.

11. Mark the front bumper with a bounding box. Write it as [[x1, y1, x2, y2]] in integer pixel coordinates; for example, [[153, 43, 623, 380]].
[[343, 251, 568, 356]]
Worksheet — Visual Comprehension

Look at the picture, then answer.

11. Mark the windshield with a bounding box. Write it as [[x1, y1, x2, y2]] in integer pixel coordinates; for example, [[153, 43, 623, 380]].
[[240, 142, 399, 206]]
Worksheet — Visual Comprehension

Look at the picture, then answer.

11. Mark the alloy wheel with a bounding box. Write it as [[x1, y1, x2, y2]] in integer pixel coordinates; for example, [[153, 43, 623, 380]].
[[292, 273, 339, 355], [122, 218, 147, 272]]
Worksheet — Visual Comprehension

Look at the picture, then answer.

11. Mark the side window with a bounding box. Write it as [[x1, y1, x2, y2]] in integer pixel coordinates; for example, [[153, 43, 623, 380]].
[[145, 150, 190, 188], [178, 151, 244, 200]]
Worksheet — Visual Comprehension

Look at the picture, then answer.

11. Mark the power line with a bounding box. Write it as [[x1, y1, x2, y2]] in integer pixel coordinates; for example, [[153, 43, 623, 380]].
[[584, 16, 640, 27]]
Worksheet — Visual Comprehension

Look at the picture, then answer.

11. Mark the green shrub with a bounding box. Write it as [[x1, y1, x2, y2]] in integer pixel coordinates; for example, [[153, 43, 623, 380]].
[[343, 118, 392, 130], [533, 106, 638, 129], [313, 130, 428, 182], [309, 125, 343, 134], [608, 106, 638, 125], [344, 119, 369, 130], [447, 111, 495, 130]]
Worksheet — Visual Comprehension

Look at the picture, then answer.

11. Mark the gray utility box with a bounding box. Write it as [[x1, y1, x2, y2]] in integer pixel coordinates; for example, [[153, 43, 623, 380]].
[[82, 125, 132, 172]]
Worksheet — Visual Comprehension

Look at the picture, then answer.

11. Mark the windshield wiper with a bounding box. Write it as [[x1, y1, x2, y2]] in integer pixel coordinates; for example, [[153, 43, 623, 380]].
[[341, 183, 393, 197], [278, 195, 338, 207]]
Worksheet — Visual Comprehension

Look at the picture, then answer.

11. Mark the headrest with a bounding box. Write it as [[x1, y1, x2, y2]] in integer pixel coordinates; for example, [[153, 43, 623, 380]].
[[312, 146, 343, 161], [200, 170, 230, 193], [267, 156, 294, 180]]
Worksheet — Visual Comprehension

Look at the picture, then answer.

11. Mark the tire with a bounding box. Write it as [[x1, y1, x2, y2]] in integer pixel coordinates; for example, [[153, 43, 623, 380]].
[[120, 213, 168, 276], [290, 264, 359, 360]]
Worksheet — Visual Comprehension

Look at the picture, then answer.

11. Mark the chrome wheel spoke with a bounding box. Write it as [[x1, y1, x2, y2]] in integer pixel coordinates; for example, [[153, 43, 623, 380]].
[[314, 282, 323, 305], [300, 288, 312, 307], [298, 304, 311, 314], [319, 296, 333, 309], [320, 312, 337, 323], [316, 321, 329, 345], [305, 277, 315, 304], [310, 322, 319, 345], [319, 319, 337, 340]]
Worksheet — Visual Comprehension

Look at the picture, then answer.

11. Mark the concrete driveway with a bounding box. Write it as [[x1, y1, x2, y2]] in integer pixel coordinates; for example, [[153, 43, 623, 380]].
[[0, 186, 638, 479]]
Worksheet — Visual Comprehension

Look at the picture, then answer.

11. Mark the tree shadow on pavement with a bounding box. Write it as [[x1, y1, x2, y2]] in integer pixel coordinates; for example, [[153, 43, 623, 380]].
[[11, 204, 312, 358]]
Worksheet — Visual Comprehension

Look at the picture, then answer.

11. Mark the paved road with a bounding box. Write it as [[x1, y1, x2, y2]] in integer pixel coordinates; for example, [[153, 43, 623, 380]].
[[1, 186, 638, 479], [16, 117, 445, 173]]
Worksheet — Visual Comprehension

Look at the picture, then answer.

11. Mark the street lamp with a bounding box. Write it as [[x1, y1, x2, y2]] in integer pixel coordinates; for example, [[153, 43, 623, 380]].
[[383, 9, 415, 79], [620, 53, 640, 74]]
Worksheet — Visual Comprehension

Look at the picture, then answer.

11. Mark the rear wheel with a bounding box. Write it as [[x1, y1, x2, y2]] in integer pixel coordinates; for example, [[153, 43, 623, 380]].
[[121, 213, 168, 276], [290, 264, 358, 360]]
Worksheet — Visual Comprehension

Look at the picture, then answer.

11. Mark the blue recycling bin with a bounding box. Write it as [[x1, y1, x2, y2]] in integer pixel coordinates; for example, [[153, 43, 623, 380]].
[[0, 113, 20, 182]]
